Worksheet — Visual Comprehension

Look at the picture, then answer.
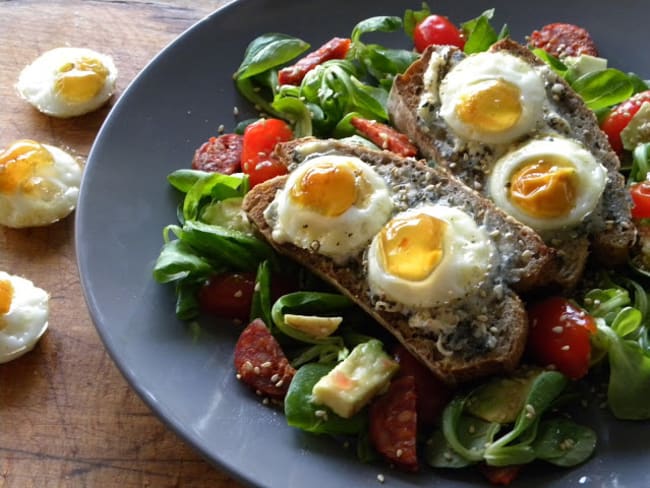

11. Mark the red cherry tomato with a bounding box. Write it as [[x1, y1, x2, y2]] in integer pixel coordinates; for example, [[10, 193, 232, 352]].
[[198, 272, 257, 321], [241, 118, 293, 187], [526, 297, 597, 380], [630, 181, 650, 219], [198, 271, 299, 322], [600, 90, 650, 155], [413, 15, 465, 53], [393, 344, 452, 427]]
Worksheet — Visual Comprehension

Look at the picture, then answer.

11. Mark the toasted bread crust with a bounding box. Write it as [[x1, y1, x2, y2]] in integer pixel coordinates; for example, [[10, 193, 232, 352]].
[[243, 139, 554, 384], [388, 39, 636, 289]]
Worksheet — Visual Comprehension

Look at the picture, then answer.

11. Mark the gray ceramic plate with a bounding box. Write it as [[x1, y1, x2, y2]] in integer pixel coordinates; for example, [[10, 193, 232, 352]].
[[76, 0, 650, 486]]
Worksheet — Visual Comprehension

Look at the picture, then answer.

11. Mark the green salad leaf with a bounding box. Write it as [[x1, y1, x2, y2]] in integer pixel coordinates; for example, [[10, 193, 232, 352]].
[[582, 275, 650, 420]]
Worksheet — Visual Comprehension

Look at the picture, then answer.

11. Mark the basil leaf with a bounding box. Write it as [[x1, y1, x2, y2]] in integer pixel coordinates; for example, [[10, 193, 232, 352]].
[[461, 9, 502, 54], [351, 16, 402, 44], [152, 239, 214, 283], [167, 169, 211, 193], [571, 68, 634, 111], [531, 48, 568, 77], [403, 2, 431, 38], [234, 33, 309, 80], [179, 220, 274, 271], [182, 172, 248, 222]]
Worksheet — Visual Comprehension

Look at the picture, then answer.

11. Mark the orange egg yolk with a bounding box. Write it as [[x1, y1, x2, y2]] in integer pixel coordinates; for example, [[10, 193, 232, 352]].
[[378, 213, 446, 281], [0, 279, 13, 316], [509, 157, 578, 218], [55, 57, 109, 103], [290, 161, 362, 217], [0, 139, 54, 196], [456, 79, 522, 134]]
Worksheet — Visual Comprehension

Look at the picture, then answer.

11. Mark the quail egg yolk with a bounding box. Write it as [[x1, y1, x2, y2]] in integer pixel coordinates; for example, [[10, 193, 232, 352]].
[[0, 139, 54, 197], [509, 156, 578, 219], [455, 79, 522, 135], [289, 161, 362, 216], [54, 57, 109, 103], [0, 279, 13, 317], [378, 212, 447, 281]]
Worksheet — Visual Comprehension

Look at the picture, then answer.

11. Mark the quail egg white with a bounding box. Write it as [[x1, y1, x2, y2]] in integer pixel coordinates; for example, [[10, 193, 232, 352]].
[[0, 271, 49, 364], [439, 51, 546, 145], [266, 154, 394, 263], [0, 139, 82, 228], [16, 47, 117, 118], [367, 204, 496, 308], [487, 136, 608, 232]]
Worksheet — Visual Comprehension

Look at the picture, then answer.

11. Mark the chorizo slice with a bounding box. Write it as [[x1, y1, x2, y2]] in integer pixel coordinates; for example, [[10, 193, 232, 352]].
[[234, 318, 295, 400], [369, 375, 419, 472], [278, 37, 351, 86], [528, 23, 598, 58], [350, 117, 418, 158], [191, 133, 243, 174]]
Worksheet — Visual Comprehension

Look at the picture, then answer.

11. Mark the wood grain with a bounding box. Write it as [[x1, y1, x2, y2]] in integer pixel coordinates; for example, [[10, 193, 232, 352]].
[[0, 1, 245, 487]]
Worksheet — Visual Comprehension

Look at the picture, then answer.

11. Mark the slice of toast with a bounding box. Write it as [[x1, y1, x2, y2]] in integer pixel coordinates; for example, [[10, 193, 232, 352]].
[[242, 138, 555, 385], [387, 38, 636, 289]]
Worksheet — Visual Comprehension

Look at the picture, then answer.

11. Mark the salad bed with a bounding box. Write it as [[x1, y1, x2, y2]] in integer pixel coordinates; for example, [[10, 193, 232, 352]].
[[152, 4, 650, 485]]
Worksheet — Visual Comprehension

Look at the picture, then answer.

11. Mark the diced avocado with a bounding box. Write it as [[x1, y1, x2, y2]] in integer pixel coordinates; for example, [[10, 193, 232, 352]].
[[200, 197, 252, 234], [621, 101, 650, 151], [465, 368, 543, 424], [312, 339, 399, 419], [283, 313, 342, 339], [564, 54, 608, 77]]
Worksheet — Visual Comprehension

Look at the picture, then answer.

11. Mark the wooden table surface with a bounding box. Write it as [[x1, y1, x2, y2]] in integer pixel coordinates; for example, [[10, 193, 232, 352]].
[[0, 1, 246, 486]]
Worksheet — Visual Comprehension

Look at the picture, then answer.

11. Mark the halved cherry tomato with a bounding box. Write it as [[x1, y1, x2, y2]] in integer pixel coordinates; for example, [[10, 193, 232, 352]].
[[526, 297, 597, 380], [393, 344, 452, 427], [199, 271, 299, 321], [278, 37, 351, 86], [600, 90, 650, 155], [413, 15, 465, 53], [198, 272, 256, 321], [350, 117, 418, 157], [241, 118, 293, 187], [630, 181, 650, 219]]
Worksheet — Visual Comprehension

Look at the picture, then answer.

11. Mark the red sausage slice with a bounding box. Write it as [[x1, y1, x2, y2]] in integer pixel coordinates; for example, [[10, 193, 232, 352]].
[[528, 23, 598, 58], [234, 319, 295, 400], [369, 375, 419, 472], [191, 133, 243, 174], [350, 117, 418, 158], [278, 37, 351, 86]]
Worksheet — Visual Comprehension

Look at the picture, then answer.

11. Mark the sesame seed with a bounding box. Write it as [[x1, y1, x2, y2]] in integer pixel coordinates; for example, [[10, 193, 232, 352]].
[[262, 397, 270, 405], [261, 361, 272, 368], [525, 404, 536, 419], [270, 373, 280, 383], [561, 345, 570, 351], [234, 290, 243, 298], [396, 448, 403, 458], [235, 373, 241, 380], [444, 451, 453, 461], [233, 106, 239, 116], [253, 366, 261, 375], [218, 124, 225, 134], [377, 474, 385, 483], [275, 379, 284, 388], [242, 361, 253, 372], [552, 326, 564, 334]]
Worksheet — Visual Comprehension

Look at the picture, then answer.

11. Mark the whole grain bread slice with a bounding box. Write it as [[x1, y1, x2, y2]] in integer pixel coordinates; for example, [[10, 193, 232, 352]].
[[387, 38, 636, 289], [243, 138, 555, 385]]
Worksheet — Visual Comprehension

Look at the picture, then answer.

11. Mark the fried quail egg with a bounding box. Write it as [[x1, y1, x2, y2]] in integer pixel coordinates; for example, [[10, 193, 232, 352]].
[[367, 204, 496, 308], [487, 136, 607, 232], [439, 51, 546, 145], [0, 139, 82, 228], [16, 47, 117, 118], [0, 271, 49, 364], [267, 155, 393, 262]]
